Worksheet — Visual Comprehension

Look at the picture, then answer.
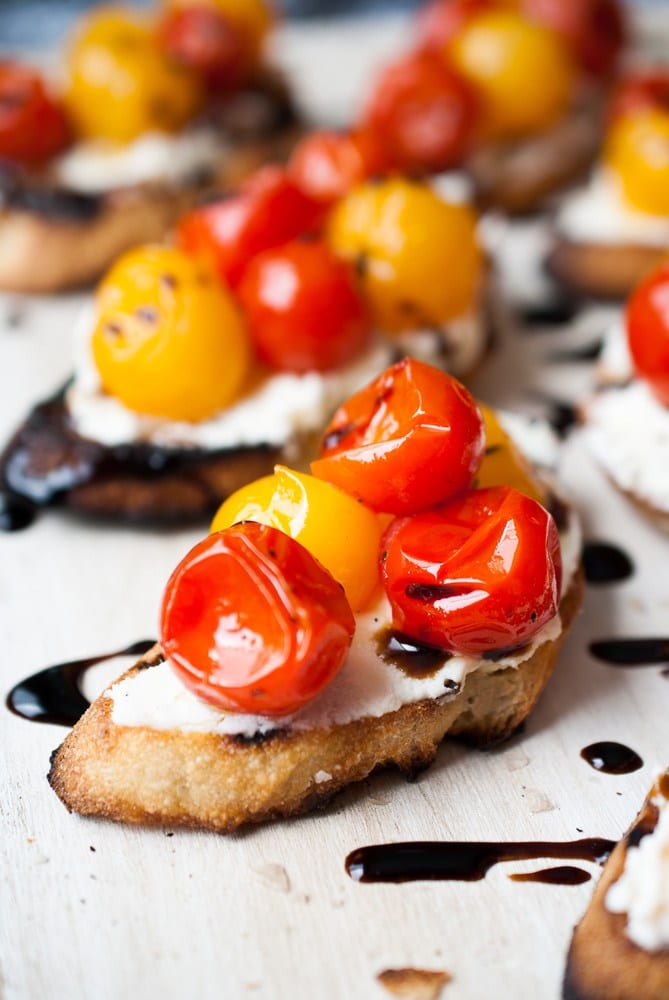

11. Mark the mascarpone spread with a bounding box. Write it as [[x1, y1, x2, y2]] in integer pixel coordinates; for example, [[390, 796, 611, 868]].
[[597, 319, 633, 385], [107, 417, 581, 739], [65, 303, 489, 453], [607, 784, 669, 952], [55, 130, 225, 194], [556, 169, 669, 248]]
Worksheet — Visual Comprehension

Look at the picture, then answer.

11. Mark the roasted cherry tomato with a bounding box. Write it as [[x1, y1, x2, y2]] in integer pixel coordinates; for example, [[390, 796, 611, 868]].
[[178, 166, 323, 290], [160, 522, 355, 716], [450, 11, 575, 139], [381, 485, 562, 655], [362, 51, 478, 173], [211, 465, 383, 610], [163, 0, 272, 67], [158, 4, 247, 91], [312, 358, 485, 515], [606, 109, 669, 216], [475, 405, 547, 504], [92, 245, 250, 422], [609, 71, 669, 125], [626, 263, 669, 407], [0, 62, 69, 164], [416, 0, 504, 51], [327, 177, 481, 333], [238, 239, 371, 373], [521, 0, 626, 78], [66, 8, 202, 143], [288, 128, 390, 205]]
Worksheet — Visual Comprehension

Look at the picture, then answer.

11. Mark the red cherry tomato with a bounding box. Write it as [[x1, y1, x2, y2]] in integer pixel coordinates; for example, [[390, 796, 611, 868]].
[[0, 62, 69, 165], [362, 51, 478, 173], [160, 522, 355, 717], [158, 5, 247, 92], [288, 128, 390, 205], [311, 358, 485, 515], [626, 262, 669, 408], [609, 71, 669, 125], [415, 0, 500, 51], [178, 166, 323, 289], [381, 486, 562, 655], [238, 238, 371, 373], [521, 0, 627, 77]]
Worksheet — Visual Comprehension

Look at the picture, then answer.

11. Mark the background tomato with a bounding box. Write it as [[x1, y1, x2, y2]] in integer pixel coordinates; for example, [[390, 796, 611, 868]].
[[160, 522, 355, 716], [0, 62, 69, 164], [626, 263, 669, 407], [159, 4, 247, 91], [288, 128, 390, 205]]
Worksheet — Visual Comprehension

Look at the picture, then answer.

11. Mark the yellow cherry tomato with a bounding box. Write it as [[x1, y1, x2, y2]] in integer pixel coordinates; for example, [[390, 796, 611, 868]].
[[450, 11, 575, 140], [162, 0, 272, 65], [606, 109, 669, 216], [211, 465, 383, 611], [327, 177, 482, 333], [92, 246, 250, 422], [66, 8, 202, 143], [475, 404, 547, 504]]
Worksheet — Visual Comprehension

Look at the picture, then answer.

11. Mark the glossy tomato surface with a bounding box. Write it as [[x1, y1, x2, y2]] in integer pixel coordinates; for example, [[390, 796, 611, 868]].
[[159, 4, 247, 91], [0, 62, 69, 164], [626, 263, 669, 407], [382, 486, 562, 655], [288, 128, 390, 205], [312, 358, 485, 515], [178, 166, 323, 289], [362, 50, 478, 172], [160, 522, 355, 717], [238, 238, 371, 373]]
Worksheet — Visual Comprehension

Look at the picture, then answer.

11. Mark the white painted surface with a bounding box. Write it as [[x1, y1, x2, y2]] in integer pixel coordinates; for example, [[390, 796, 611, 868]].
[[2, 14, 669, 1000]]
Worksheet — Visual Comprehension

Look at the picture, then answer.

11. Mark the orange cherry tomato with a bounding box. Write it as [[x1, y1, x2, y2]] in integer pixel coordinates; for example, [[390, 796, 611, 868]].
[[381, 485, 562, 655], [160, 522, 355, 716], [605, 108, 669, 216], [288, 128, 390, 206], [158, 4, 247, 91], [521, 0, 626, 78], [178, 166, 323, 290], [238, 238, 371, 373], [475, 404, 547, 504], [362, 50, 479, 173], [311, 358, 485, 515], [626, 262, 669, 407], [0, 62, 69, 164]]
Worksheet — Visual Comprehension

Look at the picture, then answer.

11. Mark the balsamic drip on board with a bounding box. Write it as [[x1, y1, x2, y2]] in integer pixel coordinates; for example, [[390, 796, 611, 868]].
[[6, 640, 157, 726], [589, 638, 669, 667], [0, 490, 36, 532], [582, 542, 634, 584], [545, 340, 603, 364], [580, 742, 643, 775], [345, 838, 615, 884], [509, 866, 591, 885]]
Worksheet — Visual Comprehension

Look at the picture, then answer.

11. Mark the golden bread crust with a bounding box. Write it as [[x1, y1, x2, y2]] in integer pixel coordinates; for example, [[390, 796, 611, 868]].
[[48, 571, 583, 834]]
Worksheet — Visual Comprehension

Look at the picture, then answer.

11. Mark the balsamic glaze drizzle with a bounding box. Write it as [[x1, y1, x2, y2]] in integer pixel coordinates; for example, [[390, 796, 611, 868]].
[[345, 838, 614, 884], [582, 542, 634, 585], [589, 639, 669, 667], [509, 866, 591, 885], [6, 640, 156, 727], [580, 742, 643, 775], [0, 491, 36, 532]]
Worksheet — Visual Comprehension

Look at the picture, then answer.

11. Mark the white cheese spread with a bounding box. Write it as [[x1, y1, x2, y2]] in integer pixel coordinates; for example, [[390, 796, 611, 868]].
[[55, 129, 225, 194], [607, 784, 669, 952], [555, 169, 669, 248]]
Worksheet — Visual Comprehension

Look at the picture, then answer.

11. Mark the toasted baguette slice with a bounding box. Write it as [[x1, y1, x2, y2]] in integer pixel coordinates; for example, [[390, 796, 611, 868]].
[[48, 571, 583, 834], [547, 238, 667, 301], [563, 780, 669, 1000]]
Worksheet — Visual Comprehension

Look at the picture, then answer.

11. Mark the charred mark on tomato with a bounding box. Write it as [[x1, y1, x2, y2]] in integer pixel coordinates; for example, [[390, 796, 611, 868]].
[[355, 252, 368, 279], [405, 583, 467, 602], [134, 306, 159, 324], [322, 422, 356, 453]]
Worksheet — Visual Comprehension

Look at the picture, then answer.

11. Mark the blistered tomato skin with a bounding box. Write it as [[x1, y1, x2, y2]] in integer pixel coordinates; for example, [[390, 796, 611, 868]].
[[363, 51, 478, 173], [159, 4, 247, 91], [626, 264, 669, 408], [178, 166, 323, 290], [288, 128, 390, 205], [0, 62, 69, 164], [92, 245, 250, 422], [312, 359, 485, 516], [606, 109, 669, 216], [450, 11, 575, 140], [160, 523, 355, 717], [211, 466, 383, 611], [66, 9, 202, 143], [327, 177, 481, 333], [382, 486, 562, 655], [238, 239, 371, 374]]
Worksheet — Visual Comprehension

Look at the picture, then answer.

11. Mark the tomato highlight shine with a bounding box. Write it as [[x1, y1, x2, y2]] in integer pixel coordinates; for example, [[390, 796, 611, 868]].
[[288, 128, 390, 205], [160, 523, 355, 717], [381, 486, 562, 655], [312, 358, 485, 515]]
